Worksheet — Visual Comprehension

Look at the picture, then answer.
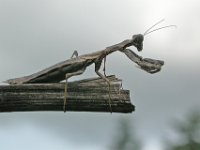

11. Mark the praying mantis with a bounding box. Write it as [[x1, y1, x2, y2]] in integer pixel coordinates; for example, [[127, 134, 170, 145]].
[[5, 19, 175, 112]]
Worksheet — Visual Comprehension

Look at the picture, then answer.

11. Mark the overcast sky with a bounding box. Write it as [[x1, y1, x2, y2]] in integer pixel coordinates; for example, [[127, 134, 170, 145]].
[[0, 0, 200, 150]]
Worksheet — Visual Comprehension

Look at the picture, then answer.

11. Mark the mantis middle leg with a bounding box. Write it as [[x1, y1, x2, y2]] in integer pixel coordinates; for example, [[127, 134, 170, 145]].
[[63, 68, 86, 112], [95, 59, 112, 113]]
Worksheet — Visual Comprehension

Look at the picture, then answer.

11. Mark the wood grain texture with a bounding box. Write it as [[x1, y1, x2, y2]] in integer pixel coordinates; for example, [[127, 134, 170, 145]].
[[0, 76, 135, 113]]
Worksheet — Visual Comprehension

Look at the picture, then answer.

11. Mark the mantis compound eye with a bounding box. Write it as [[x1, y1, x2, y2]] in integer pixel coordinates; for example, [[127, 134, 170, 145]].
[[132, 34, 144, 51]]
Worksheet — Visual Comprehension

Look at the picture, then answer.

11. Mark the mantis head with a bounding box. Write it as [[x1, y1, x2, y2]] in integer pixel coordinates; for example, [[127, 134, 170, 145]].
[[132, 19, 176, 52], [132, 34, 144, 52], [121, 19, 176, 73]]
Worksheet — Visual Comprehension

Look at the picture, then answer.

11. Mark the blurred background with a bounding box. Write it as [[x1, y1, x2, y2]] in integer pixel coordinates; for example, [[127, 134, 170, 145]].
[[0, 0, 200, 149]]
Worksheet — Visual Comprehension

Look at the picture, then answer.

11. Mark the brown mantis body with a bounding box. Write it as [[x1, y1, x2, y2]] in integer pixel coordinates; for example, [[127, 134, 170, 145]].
[[6, 38, 143, 84], [5, 19, 175, 112]]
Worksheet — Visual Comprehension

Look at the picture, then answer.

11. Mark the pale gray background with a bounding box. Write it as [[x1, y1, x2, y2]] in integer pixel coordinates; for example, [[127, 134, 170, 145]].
[[0, 0, 199, 150]]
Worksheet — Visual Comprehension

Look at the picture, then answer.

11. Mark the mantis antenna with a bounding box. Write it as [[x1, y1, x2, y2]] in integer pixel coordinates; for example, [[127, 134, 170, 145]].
[[143, 19, 177, 36]]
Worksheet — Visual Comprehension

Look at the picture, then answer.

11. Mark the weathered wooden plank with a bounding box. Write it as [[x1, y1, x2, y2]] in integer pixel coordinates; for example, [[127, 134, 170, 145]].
[[0, 76, 135, 113]]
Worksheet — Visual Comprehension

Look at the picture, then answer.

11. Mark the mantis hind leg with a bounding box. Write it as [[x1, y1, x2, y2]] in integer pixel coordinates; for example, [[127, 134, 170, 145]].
[[95, 59, 112, 113], [63, 68, 86, 112], [63, 78, 68, 112], [71, 50, 78, 58]]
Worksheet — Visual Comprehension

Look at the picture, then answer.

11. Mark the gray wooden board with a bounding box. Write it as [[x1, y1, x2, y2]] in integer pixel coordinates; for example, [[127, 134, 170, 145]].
[[0, 76, 135, 113]]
